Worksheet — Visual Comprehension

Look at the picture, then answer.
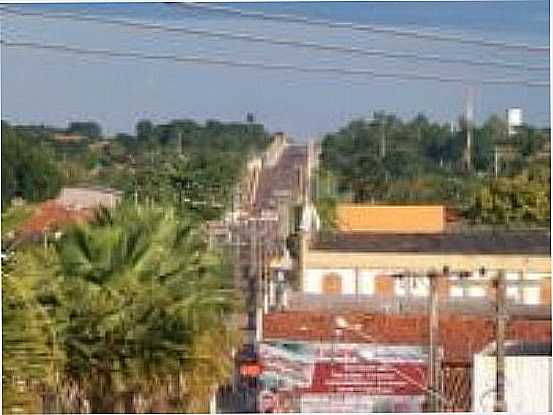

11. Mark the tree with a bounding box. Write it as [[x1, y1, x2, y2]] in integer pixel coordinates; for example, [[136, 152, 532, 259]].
[[50, 203, 239, 412], [67, 121, 102, 140], [2, 122, 63, 209], [136, 119, 154, 141], [2, 247, 61, 414]]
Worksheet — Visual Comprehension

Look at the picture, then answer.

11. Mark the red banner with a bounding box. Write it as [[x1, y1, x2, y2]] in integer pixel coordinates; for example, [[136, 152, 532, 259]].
[[240, 362, 263, 377], [304, 361, 427, 395]]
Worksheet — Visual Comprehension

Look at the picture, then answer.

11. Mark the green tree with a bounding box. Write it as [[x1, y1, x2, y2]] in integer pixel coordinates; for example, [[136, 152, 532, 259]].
[[136, 119, 154, 141], [67, 121, 102, 140], [51, 203, 239, 412], [1, 122, 63, 209], [2, 247, 62, 414]]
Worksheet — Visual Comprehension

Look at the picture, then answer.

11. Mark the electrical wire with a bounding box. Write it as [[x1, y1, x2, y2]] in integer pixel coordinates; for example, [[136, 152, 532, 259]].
[[173, 2, 549, 53], [0, 6, 547, 73], [1, 39, 548, 88]]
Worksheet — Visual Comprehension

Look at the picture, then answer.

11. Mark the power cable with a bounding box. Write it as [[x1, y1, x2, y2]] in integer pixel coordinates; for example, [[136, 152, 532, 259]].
[[1, 39, 548, 88], [0, 7, 547, 73], [174, 2, 549, 53]]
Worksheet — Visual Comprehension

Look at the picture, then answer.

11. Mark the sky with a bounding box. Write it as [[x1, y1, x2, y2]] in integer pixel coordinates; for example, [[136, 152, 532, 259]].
[[1, 1, 550, 140]]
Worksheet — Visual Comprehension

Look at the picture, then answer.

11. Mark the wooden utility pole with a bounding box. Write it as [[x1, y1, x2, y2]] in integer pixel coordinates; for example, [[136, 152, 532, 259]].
[[380, 122, 386, 159], [494, 270, 507, 412], [494, 145, 500, 178], [428, 272, 440, 412], [248, 219, 257, 349], [464, 86, 474, 171]]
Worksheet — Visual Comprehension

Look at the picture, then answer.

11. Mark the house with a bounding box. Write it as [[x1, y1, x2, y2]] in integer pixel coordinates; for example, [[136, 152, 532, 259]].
[[16, 187, 122, 241], [52, 133, 85, 142], [472, 341, 551, 412], [258, 203, 550, 412], [261, 311, 551, 412], [264, 204, 551, 312]]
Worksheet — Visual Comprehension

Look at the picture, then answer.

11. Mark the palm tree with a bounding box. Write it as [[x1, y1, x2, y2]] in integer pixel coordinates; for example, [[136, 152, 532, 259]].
[[2, 247, 61, 414], [51, 202, 240, 412]]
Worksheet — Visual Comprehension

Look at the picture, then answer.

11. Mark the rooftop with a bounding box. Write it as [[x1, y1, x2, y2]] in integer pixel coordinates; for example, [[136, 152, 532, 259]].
[[17, 200, 94, 238], [263, 311, 551, 362], [312, 231, 551, 255]]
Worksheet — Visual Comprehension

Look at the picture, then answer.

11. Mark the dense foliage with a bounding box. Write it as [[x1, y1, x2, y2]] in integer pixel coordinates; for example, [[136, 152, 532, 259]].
[[2, 122, 63, 209], [2, 203, 241, 413], [320, 112, 550, 226], [2, 116, 268, 413], [3, 118, 270, 220]]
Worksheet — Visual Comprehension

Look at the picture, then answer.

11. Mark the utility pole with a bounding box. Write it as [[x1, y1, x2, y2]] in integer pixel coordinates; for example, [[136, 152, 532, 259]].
[[494, 270, 507, 412], [494, 145, 500, 178], [428, 272, 440, 412], [464, 86, 474, 171], [380, 121, 386, 159], [177, 131, 183, 155], [249, 219, 257, 350]]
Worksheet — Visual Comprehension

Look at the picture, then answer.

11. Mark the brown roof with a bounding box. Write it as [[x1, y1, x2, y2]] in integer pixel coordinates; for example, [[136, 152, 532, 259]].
[[18, 200, 93, 237], [264, 311, 551, 362], [312, 231, 551, 255]]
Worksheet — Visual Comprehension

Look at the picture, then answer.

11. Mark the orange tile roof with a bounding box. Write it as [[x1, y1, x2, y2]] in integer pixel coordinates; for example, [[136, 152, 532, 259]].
[[264, 311, 551, 362], [337, 204, 445, 233], [18, 200, 93, 237]]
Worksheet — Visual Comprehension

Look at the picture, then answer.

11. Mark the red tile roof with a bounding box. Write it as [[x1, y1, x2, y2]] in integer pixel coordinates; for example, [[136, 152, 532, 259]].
[[18, 200, 94, 237], [264, 311, 551, 362]]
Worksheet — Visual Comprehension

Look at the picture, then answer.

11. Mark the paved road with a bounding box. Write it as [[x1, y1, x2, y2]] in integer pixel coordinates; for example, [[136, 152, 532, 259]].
[[220, 144, 308, 412]]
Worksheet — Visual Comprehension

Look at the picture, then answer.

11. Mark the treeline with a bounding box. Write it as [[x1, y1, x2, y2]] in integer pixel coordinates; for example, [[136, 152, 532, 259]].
[[2, 118, 271, 220], [118, 118, 270, 221], [1, 122, 63, 209], [319, 112, 550, 226]]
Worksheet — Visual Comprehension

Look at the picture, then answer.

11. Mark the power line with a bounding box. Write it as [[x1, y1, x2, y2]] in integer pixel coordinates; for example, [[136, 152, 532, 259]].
[[1, 7, 547, 73], [174, 2, 549, 54], [1, 39, 548, 88]]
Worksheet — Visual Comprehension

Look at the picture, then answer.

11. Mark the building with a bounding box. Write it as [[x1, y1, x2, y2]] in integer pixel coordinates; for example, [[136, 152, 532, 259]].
[[258, 204, 550, 412], [268, 205, 551, 312], [336, 204, 445, 233], [16, 187, 122, 241], [56, 186, 121, 210], [52, 132, 85, 142], [473, 341, 551, 412], [506, 108, 523, 136], [262, 312, 551, 412]]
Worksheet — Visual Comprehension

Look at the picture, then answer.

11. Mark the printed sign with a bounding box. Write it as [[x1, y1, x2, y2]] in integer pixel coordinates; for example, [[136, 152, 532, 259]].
[[307, 361, 427, 395], [259, 341, 428, 412]]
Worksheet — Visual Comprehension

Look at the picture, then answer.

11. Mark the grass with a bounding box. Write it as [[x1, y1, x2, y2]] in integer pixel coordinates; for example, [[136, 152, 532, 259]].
[[1, 203, 37, 239]]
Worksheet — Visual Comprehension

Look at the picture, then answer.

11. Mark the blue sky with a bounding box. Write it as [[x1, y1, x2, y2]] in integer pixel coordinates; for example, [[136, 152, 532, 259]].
[[1, 1, 549, 140]]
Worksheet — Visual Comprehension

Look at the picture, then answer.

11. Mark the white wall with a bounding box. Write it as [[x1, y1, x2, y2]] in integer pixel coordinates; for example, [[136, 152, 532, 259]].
[[473, 355, 551, 412], [358, 270, 376, 295]]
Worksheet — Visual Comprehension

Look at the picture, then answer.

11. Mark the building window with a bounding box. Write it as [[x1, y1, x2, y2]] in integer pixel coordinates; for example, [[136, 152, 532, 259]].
[[322, 273, 342, 295], [505, 271, 522, 302], [449, 275, 464, 298], [524, 273, 544, 305], [394, 275, 428, 297], [358, 271, 375, 295], [449, 271, 487, 298]]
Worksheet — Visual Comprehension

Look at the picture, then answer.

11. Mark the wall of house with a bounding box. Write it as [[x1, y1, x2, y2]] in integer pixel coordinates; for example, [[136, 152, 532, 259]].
[[302, 267, 551, 305], [473, 355, 551, 412], [336, 204, 445, 233]]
